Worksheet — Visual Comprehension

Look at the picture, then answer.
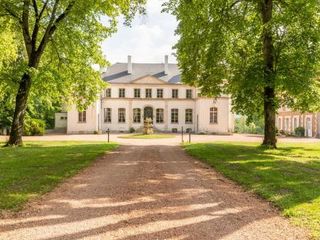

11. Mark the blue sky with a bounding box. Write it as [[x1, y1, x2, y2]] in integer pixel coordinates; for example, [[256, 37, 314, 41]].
[[102, 0, 178, 64]]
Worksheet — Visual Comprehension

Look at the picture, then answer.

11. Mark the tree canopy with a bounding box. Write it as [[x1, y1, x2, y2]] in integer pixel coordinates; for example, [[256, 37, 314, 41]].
[[166, 0, 320, 147], [0, 0, 145, 145]]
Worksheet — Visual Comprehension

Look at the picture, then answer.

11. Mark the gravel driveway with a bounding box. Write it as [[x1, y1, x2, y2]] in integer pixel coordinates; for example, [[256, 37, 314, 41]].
[[0, 144, 308, 240]]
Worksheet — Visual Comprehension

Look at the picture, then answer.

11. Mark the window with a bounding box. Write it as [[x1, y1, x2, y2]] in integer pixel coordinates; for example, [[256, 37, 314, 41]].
[[171, 109, 179, 124], [210, 107, 218, 124], [133, 108, 141, 123], [278, 118, 282, 129], [146, 88, 152, 98], [119, 88, 125, 98], [156, 109, 164, 123], [172, 89, 178, 99], [105, 88, 111, 98], [134, 89, 141, 98], [78, 111, 86, 123], [294, 118, 298, 130], [104, 108, 112, 123], [118, 108, 126, 123], [185, 109, 193, 124], [186, 89, 193, 99], [157, 89, 163, 98]]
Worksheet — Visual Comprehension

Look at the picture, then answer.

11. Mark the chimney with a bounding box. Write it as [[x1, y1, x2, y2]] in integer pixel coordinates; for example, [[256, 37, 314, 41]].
[[164, 55, 169, 75], [128, 55, 132, 74]]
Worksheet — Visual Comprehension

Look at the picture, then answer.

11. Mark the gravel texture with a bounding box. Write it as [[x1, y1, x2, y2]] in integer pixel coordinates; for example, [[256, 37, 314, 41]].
[[0, 144, 308, 240]]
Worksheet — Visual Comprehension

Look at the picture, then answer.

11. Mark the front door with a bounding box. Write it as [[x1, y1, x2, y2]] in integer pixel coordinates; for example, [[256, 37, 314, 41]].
[[144, 107, 153, 121]]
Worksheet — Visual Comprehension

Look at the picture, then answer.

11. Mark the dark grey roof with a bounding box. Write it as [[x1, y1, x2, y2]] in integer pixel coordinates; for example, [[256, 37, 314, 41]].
[[102, 63, 181, 84]]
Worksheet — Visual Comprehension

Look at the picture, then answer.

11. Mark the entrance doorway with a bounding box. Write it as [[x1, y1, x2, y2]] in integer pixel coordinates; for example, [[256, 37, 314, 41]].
[[144, 107, 153, 121]]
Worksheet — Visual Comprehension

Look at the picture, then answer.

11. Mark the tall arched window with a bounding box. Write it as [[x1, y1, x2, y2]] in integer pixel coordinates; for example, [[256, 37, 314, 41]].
[[210, 107, 218, 124]]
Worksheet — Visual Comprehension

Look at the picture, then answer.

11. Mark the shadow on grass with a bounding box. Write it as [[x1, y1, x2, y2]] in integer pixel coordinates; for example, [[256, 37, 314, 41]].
[[184, 142, 320, 236], [0, 143, 117, 211]]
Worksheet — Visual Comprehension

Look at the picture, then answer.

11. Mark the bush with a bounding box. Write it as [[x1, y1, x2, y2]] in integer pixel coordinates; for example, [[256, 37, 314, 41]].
[[295, 127, 305, 137], [24, 118, 45, 136], [129, 127, 135, 133]]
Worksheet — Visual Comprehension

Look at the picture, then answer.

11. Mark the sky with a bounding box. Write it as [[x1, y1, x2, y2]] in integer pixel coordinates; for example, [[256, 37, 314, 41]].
[[101, 0, 179, 65]]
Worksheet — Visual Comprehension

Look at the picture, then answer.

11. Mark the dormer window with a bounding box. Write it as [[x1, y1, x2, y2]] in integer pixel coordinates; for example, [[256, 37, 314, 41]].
[[119, 88, 125, 98]]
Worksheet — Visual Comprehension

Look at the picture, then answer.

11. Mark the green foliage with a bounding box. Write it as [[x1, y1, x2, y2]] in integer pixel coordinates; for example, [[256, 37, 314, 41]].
[[0, 0, 146, 127], [129, 127, 136, 133], [23, 117, 45, 136], [0, 141, 118, 211], [184, 142, 320, 238], [295, 127, 305, 137], [235, 116, 264, 134], [165, 0, 320, 118]]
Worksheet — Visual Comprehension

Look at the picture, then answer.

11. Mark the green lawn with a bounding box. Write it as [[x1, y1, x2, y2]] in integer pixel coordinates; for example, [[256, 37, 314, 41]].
[[0, 141, 117, 211], [184, 142, 320, 239], [118, 133, 176, 139]]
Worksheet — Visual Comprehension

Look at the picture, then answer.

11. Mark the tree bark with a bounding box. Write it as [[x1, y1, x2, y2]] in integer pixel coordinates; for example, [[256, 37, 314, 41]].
[[6, 73, 32, 146], [261, 0, 277, 148]]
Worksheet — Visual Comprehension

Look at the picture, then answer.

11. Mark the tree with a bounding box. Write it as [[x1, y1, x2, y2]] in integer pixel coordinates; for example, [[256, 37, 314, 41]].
[[166, 0, 320, 148], [0, 0, 145, 146]]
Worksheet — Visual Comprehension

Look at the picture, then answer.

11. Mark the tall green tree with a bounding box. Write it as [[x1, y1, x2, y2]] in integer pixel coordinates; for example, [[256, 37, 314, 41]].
[[0, 0, 145, 146], [166, 0, 320, 148]]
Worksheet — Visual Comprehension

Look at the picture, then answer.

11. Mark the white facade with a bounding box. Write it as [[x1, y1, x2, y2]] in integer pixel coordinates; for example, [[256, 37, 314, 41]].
[[65, 57, 234, 134]]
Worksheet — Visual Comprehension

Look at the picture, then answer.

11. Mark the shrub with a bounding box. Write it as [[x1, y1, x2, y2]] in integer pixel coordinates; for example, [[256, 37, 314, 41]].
[[295, 127, 305, 137], [129, 127, 135, 133], [24, 118, 45, 136]]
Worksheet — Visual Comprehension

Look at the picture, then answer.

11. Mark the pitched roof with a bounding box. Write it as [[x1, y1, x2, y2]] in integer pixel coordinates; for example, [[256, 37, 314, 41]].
[[102, 63, 181, 84]]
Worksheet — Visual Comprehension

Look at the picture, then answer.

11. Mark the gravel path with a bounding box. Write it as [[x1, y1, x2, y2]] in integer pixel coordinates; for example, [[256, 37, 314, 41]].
[[0, 144, 308, 240]]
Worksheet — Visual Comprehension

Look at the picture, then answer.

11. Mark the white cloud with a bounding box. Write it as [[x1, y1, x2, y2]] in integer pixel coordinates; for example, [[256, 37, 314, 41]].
[[102, 0, 178, 64]]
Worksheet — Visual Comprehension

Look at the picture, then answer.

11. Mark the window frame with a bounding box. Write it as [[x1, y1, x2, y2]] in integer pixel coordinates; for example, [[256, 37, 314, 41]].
[[134, 88, 141, 98], [157, 89, 163, 98], [156, 108, 164, 123], [105, 88, 111, 98], [210, 107, 218, 124], [171, 108, 179, 124], [133, 108, 141, 123], [185, 109, 193, 124], [78, 111, 86, 123], [104, 108, 112, 123], [146, 88, 152, 98], [172, 89, 179, 99], [186, 89, 193, 99], [119, 88, 126, 98], [118, 108, 126, 123]]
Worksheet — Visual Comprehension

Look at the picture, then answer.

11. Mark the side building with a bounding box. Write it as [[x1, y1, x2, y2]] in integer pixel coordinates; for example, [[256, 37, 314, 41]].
[[64, 56, 234, 134], [277, 107, 320, 137]]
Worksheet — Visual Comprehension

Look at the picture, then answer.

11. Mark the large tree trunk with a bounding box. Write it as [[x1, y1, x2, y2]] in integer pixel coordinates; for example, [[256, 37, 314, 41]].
[[261, 0, 277, 148], [263, 87, 277, 148], [6, 73, 33, 146]]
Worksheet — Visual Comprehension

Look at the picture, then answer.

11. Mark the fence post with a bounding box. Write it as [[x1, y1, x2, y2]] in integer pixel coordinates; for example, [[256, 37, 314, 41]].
[[181, 127, 184, 143], [189, 130, 191, 143], [107, 128, 110, 143]]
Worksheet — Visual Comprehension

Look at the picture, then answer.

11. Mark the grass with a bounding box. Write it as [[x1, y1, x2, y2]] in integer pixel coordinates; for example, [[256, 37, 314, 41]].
[[0, 141, 118, 211], [118, 133, 176, 139], [184, 142, 320, 239]]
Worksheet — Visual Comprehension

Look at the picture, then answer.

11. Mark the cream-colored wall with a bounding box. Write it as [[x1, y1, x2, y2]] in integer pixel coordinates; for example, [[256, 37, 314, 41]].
[[195, 98, 232, 134], [67, 103, 99, 134], [55, 112, 67, 129], [66, 83, 233, 134], [104, 84, 196, 99]]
